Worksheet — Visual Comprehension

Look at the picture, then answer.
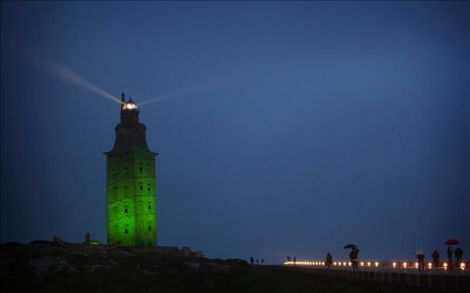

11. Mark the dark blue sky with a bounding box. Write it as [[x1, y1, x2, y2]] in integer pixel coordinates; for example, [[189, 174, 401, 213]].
[[1, 2, 469, 264]]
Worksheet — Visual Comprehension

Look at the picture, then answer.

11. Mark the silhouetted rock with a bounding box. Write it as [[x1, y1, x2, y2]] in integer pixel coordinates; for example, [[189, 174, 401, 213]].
[[0, 242, 459, 293]]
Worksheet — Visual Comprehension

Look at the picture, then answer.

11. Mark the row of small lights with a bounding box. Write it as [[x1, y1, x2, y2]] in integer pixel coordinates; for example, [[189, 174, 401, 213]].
[[284, 261, 466, 271]]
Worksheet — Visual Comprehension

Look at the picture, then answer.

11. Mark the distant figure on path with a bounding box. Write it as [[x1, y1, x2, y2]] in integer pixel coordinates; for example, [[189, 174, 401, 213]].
[[287, 256, 291, 262], [349, 248, 359, 271], [261, 259, 264, 264], [325, 252, 333, 269], [256, 259, 259, 264], [250, 256, 254, 265], [447, 247, 454, 268], [455, 248, 464, 269], [293, 256, 297, 265], [432, 250, 440, 268], [416, 250, 425, 270]]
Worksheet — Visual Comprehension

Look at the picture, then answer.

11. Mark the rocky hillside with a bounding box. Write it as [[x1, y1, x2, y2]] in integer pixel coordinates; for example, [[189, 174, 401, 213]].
[[0, 242, 452, 293]]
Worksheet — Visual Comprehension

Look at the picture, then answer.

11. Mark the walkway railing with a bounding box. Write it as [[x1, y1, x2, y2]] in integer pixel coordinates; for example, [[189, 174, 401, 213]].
[[283, 261, 470, 292], [284, 260, 468, 271]]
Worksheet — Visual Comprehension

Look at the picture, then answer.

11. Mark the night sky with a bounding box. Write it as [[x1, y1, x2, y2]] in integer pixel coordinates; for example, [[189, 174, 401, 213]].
[[1, 2, 469, 264]]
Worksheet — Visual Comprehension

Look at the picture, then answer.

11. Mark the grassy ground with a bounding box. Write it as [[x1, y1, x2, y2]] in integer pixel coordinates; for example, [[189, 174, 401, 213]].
[[0, 242, 456, 293]]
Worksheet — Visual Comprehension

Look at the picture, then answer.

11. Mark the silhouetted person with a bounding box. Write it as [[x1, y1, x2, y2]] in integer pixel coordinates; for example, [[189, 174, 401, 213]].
[[287, 256, 291, 262], [261, 258, 264, 264], [325, 252, 333, 269], [455, 248, 464, 269], [432, 250, 440, 268], [349, 248, 359, 271], [293, 256, 297, 265], [256, 259, 259, 264], [416, 250, 425, 270], [447, 247, 454, 269], [250, 256, 254, 265]]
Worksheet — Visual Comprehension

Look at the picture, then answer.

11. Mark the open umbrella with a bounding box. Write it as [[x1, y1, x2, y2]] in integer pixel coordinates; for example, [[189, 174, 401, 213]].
[[445, 239, 459, 246], [344, 244, 357, 249]]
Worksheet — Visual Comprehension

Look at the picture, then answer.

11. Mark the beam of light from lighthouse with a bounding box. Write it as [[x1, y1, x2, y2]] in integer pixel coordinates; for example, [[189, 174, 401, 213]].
[[138, 86, 198, 106], [42, 61, 122, 104], [138, 74, 237, 107], [17, 46, 122, 105]]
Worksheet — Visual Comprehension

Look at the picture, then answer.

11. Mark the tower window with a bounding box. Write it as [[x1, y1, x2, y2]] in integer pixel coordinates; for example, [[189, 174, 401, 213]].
[[125, 229, 128, 234], [140, 185, 143, 190], [124, 208, 128, 214], [140, 167, 143, 172], [148, 226, 151, 231], [148, 205, 151, 210]]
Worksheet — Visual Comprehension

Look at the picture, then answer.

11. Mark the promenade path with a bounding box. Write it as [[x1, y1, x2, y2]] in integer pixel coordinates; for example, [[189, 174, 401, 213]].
[[284, 260, 470, 291]]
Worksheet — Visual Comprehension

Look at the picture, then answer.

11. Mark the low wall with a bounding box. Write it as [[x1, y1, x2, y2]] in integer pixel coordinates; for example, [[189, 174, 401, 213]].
[[288, 267, 470, 292]]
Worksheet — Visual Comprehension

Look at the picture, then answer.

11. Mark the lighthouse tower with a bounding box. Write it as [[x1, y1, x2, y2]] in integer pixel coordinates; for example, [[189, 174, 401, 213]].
[[105, 93, 157, 246]]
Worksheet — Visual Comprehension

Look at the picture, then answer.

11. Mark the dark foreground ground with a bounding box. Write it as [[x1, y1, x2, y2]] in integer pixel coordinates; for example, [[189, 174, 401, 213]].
[[0, 242, 462, 293]]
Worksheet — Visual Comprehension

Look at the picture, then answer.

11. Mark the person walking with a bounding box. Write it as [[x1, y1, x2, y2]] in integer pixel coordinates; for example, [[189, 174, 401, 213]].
[[250, 256, 254, 265], [416, 250, 425, 270], [286, 256, 291, 262], [293, 256, 297, 266], [349, 248, 359, 271], [432, 250, 440, 268], [455, 248, 464, 269], [447, 247, 454, 269], [325, 252, 333, 269], [261, 258, 264, 265]]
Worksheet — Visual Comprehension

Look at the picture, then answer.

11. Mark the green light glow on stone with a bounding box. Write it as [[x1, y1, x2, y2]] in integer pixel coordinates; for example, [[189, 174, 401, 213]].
[[106, 149, 157, 246]]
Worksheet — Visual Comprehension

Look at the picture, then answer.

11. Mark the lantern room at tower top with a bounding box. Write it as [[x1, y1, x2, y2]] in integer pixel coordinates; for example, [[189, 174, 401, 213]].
[[105, 93, 158, 246]]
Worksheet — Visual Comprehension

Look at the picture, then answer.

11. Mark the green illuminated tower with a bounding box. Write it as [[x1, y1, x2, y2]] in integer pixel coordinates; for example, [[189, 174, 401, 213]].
[[105, 93, 157, 246]]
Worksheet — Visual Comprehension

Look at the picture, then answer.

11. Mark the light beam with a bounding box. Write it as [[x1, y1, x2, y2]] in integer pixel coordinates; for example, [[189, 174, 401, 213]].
[[19, 47, 121, 104]]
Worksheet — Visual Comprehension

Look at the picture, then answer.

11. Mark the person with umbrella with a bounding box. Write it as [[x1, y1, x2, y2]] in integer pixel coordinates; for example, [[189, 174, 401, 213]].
[[447, 247, 453, 268], [345, 244, 359, 271], [445, 239, 459, 269]]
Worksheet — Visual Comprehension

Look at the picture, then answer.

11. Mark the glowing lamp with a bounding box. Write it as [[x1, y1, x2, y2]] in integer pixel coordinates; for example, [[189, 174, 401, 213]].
[[460, 263, 466, 271], [375, 262, 379, 267], [428, 262, 432, 269], [392, 262, 397, 268], [124, 102, 138, 110]]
